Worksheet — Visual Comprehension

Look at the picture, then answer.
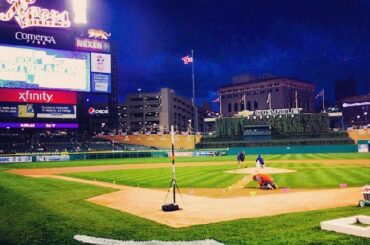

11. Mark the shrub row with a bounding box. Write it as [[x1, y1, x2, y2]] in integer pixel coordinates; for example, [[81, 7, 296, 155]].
[[216, 113, 330, 137], [196, 137, 354, 149]]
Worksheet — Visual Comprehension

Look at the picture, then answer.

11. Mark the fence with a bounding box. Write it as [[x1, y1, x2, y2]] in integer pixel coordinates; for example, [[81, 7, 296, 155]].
[[0, 150, 168, 163]]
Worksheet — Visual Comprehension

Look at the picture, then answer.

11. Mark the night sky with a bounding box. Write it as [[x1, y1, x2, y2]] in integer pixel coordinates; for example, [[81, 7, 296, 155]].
[[18, 0, 370, 106]]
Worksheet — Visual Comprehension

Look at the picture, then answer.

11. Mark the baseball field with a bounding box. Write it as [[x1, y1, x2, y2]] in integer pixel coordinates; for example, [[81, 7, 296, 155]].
[[1, 153, 369, 244]]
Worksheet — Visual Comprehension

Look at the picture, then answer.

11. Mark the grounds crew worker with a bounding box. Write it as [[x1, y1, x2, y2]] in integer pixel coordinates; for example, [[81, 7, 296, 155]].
[[252, 173, 278, 190]]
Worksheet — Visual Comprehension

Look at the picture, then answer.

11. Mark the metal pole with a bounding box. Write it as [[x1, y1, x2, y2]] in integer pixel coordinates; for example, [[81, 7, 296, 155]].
[[143, 93, 146, 132], [268, 92, 272, 110], [170, 125, 176, 204], [219, 93, 222, 116], [191, 50, 197, 134], [243, 93, 246, 110], [322, 89, 325, 111], [295, 90, 298, 109]]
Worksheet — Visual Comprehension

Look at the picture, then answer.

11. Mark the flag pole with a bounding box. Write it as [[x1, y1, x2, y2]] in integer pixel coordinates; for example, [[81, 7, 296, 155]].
[[191, 50, 198, 135], [322, 89, 325, 111], [219, 93, 222, 115], [268, 92, 272, 110], [295, 90, 298, 109], [243, 93, 246, 110], [269, 97, 272, 110]]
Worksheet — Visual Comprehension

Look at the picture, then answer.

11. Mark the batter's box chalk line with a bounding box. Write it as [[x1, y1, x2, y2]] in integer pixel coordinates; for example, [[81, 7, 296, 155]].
[[74, 235, 225, 245]]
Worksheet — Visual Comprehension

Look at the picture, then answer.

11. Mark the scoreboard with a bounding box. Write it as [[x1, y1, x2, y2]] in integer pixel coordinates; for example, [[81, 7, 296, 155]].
[[0, 0, 113, 129]]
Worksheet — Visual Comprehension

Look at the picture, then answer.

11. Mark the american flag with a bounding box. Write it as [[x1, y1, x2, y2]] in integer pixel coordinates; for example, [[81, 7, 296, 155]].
[[212, 97, 220, 103], [182, 55, 193, 64], [315, 89, 324, 99]]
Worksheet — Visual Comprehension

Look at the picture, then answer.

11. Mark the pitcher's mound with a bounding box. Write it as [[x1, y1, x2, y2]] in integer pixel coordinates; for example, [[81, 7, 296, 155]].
[[226, 167, 296, 174]]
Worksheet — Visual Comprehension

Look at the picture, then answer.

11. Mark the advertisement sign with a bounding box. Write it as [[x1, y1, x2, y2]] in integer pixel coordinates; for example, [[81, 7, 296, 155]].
[[18, 104, 35, 118], [75, 37, 110, 53], [88, 107, 109, 115], [194, 151, 219, 156], [0, 26, 77, 50], [88, 29, 111, 40], [0, 89, 77, 104], [0, 44, 90, 92], [91, 73, 111, 93], [254, 108, 302, 116], [0, 104, 17, 117], [0, 156, 32, 164], [36, 105, 76, 119], [358, 144, 369, 153], [0, 0, 71, 29], [0, 122, 78, 129], [91, 53, 111, 74], [168, 152, 193, 157], [36, 155, 70, 162]]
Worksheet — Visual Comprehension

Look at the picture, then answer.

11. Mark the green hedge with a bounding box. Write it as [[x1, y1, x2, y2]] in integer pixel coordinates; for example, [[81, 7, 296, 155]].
[[215, 113, 330, 138], [197, 137, 354, 149]]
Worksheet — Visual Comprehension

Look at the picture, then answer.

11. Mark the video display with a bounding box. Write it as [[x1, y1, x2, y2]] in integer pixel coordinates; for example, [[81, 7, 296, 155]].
[[0, 44, 90, 92]]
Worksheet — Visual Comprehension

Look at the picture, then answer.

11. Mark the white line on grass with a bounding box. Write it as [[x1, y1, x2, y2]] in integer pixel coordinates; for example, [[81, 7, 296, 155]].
[[73, 235, 225, 245]]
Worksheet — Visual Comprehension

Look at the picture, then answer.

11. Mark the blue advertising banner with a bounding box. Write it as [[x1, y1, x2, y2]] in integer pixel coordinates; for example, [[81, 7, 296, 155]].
[[0, 103, 76, 119], [35, 105, 77, 119], [0, 104, 17, 117], [91, 73, 111, 93]]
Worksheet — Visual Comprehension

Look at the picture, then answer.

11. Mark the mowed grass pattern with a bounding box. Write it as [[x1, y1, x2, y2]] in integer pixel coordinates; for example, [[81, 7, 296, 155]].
[[246, 161, 370, 188], [63, 155, 370, 189], [64, 165, 245, 188], [1, 171, 370, 244]]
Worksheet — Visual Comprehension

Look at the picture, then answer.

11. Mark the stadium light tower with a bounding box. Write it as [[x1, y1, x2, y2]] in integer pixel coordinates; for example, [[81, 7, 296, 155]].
[[71, 0, 88, 24]]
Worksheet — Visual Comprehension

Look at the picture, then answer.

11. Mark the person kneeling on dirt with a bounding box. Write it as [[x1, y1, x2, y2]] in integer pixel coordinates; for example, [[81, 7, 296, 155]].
[[237, 151, 246, 167], [253, 174, 278, 190]]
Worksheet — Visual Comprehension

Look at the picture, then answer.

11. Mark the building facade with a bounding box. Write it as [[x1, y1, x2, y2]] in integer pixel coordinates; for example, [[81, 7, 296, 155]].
[[119, 88, 204, 133], [219, 75, 315, 117], [341, 94, 370, 127]]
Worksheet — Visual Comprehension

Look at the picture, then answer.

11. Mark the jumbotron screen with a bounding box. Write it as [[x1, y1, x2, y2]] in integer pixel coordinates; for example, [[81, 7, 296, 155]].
[[0, 44, 90, 92]]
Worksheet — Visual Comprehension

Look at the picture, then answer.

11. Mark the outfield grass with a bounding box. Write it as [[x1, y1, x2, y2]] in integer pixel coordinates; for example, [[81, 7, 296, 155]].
[[1, 171, 370, 244], [64, 165, 245, 188], [0, 152, 369, 171], [63, 160, 370, 189], [246, 161, 370, 188]]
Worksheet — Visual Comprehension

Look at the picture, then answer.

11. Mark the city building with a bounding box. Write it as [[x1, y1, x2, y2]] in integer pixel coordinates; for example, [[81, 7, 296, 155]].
[[118, 88, 204, 133], [218, 74, 315, 117], [341, 94, 370, 127]]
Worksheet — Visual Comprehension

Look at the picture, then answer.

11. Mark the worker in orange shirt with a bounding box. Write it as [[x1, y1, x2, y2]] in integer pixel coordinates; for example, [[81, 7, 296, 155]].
[[252, 174, 278, 190]]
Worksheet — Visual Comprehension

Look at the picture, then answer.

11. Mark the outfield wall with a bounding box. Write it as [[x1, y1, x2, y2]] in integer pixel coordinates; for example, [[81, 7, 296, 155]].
[[0, 151, 168, 163], [227, 144, 358, 155]]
